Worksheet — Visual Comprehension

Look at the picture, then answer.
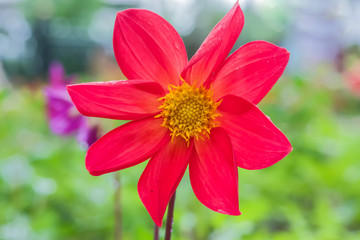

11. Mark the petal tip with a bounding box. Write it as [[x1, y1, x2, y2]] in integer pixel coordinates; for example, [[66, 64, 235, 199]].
[[234, 209, 242, 216], [155, 219, 163, 228], [282, 47, 290, 60], [137, 184, 164, 227], [287, 145, 294, 154], [284, 137, 293, 155], [66, 84, 74, 95], [88, 170, 102, 177], [85, 147, 105, 176], [215, 207, 241, 216], [233, 0, 245, 24], [66, 84, 76, 99], [229, 208, 241, 216], [277, 45, 290, 60], [285, 48, 290, 56]]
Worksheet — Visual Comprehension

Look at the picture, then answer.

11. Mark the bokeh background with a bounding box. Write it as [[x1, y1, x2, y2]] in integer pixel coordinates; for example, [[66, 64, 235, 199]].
[[1, 0, 360, 239]]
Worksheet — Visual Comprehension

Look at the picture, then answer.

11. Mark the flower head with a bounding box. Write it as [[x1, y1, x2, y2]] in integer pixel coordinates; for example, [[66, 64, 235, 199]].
[[67, 2, 292, 226], [156, 81, 221, 142], [44, 62, 98, 148]]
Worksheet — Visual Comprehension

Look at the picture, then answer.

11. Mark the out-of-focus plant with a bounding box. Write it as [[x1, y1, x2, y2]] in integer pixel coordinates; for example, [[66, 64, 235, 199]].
[[22, 0, 101, 23], [44, 62, 98, 149], [344, 60, 360, 98]]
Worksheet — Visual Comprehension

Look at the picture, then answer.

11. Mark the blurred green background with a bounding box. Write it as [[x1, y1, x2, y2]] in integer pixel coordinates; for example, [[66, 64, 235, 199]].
[[1, 0, 360, 239]]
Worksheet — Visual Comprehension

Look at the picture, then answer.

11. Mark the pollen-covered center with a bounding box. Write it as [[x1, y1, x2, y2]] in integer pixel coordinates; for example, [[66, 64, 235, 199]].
[[156, 82, 221, 142]]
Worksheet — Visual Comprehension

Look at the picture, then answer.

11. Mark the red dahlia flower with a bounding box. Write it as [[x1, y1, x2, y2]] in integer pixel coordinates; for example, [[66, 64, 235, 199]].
[[67, 2, 292, 226]]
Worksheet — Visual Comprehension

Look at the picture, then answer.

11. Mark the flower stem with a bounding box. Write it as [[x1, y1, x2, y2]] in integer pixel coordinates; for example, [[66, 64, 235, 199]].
[[114, 172, 122, 240], [164, 191, 176, 240], [153, 224, 159, 240]]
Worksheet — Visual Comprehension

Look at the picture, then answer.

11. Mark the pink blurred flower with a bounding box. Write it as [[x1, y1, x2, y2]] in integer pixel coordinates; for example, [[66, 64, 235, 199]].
[[344, 62, 360, 97], [67, 2, 292, 226], [44, 62, 98, 148]]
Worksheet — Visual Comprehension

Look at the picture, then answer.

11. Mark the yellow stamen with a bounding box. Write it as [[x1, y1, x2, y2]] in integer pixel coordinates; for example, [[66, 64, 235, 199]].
[[156, 81, 221, 143]]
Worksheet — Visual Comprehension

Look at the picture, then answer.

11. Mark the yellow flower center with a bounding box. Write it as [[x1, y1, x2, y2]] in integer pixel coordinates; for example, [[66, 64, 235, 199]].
[[156, 82, 221, 142]]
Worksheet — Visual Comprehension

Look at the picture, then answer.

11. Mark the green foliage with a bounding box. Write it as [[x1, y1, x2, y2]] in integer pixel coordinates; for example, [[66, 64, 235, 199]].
[[22, 0, 102, 24]]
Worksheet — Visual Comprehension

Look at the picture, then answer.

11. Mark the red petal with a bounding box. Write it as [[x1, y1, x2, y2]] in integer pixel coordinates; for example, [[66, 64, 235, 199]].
[[190, 128, 240, 215], [113, 9, 187, 90], [181, 2, 244, 87], [213, 41, 290, 104], [67, 80, 165, 120], [138, 137, 193, 227], [86, 117, 170, 176], [218, 95, 292, 170]]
